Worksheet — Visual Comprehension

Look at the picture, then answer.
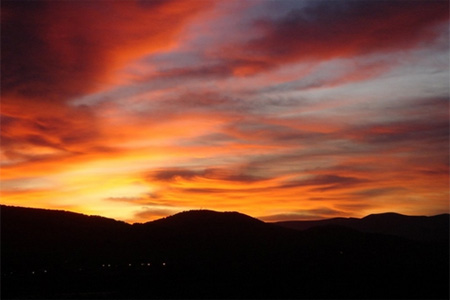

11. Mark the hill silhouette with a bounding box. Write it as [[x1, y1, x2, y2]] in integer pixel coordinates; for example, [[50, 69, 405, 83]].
[[1, 205, 448, 299], [147, 209, 267, 231], [275, 212, 450, 241]]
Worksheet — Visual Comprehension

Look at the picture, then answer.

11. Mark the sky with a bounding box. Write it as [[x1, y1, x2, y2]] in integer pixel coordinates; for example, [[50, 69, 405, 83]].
[[1, 0, 449, 223]]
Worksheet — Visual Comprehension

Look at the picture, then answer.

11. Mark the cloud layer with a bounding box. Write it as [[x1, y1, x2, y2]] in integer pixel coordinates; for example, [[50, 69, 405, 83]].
[[1, 0, 448, 222]]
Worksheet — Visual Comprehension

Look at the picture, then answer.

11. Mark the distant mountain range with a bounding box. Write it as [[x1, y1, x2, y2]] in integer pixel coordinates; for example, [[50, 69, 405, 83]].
[[1, 205, 449, 299], [275, 212, 450, 242]]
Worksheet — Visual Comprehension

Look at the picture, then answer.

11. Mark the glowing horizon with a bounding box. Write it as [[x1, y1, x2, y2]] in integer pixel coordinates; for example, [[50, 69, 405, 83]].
[[1, 0, 449, 223]]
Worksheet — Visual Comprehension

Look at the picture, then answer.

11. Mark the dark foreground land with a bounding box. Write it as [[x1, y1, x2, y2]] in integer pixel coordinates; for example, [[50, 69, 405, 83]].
[[1, 205, 449, 299]]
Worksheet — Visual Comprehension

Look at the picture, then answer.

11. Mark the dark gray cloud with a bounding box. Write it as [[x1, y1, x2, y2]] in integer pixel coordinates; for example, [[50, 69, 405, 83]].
[[260, 207, 347, 222], [351, 187, 408, 198], [224, 120, 327, 145], [147, 167, 268, 184], [241, 1, 449, 66], [280, 175, 368, 191]]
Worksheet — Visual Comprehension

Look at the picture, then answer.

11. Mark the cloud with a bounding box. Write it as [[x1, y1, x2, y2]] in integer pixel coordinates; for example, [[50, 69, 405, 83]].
[[133, 206, 180, 223], [121, 0, 450, 89], [280, 174, 368, 192], [351, 187, 408, 198], [333, 203, 376, 213], [1, 0, 213, 102], [342, 118, 449, 156], [223, 119, 325, 145], [150, 168, 202, 182], [1, 105, 102, 165], [224, 1, 449, 75], [0, 0, 214, 173], [1, 1, 448, 223], [260, 207, 347, 222], [148, 167, 268, 184]]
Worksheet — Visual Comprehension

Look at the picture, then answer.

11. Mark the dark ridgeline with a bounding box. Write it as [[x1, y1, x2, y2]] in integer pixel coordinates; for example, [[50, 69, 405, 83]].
[[276, 212, 450, 242], [1, 205, 448, 299]]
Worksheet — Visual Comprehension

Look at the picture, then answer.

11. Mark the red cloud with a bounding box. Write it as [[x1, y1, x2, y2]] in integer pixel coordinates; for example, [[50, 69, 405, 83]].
[[1, 0, 213, 103], [224, 1, 449, 75]]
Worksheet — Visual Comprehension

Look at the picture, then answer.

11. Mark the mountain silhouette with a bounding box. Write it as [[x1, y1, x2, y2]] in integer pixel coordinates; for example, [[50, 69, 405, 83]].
[[1, 205, 448, 299], [151, 209, 265, 226], [275, 212, 450, 241]]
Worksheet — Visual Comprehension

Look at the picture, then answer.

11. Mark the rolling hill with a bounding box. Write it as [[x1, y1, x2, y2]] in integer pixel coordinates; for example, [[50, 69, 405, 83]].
[[1, 205, 448, 299]]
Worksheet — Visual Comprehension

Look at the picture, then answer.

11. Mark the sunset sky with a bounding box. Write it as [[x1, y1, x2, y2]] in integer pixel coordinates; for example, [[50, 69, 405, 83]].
[[1, 0, 449, 223]]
